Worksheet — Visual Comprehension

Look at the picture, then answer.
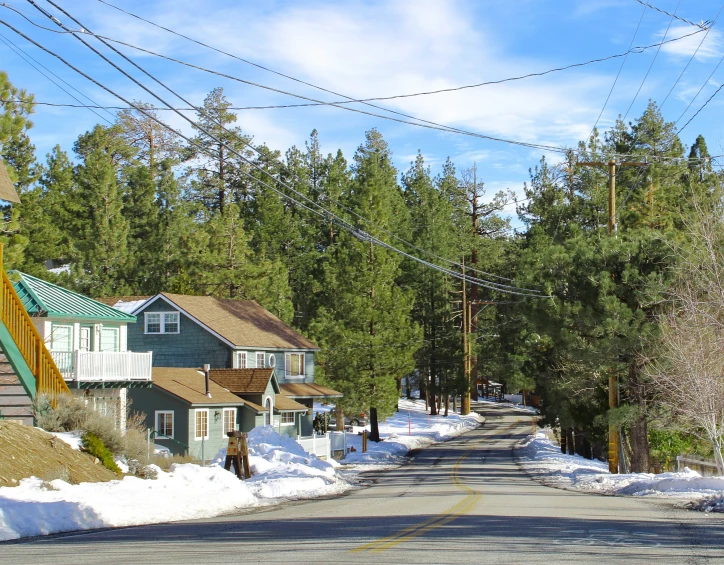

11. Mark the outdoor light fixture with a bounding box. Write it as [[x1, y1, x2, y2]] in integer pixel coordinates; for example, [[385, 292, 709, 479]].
[[214, 410, 221, 422]]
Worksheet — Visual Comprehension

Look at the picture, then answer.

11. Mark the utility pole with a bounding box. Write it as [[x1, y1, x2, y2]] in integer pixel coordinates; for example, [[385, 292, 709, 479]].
[[578, 158, 647, 474], [461, 258, 470, 415]]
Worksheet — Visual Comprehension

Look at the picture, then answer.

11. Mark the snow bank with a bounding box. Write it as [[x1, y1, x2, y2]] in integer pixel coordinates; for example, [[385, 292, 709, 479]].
[[334, 398, 483, 468], [0, 463, 256, 541], [517, 431, 724, 507], [48, 431, 82, 451]]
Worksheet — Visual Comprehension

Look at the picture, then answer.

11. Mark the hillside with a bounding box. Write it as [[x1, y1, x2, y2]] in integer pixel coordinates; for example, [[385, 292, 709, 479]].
[[0, 421, 117, 486]]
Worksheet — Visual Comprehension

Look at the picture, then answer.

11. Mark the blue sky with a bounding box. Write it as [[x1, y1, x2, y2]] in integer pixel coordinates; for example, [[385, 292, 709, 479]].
[[1, 0, 723, 216]]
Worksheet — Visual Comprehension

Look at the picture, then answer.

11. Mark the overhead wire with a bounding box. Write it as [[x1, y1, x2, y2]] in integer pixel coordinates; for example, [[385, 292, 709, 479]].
[[0, 30, 113, 123], [633, 0, 711, 29], [622, 0, 682, 122], [0, 14, 548, 298]]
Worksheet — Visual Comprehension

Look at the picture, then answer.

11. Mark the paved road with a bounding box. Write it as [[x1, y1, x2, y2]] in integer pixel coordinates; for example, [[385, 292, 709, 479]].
[[3, 404, 724, 564]]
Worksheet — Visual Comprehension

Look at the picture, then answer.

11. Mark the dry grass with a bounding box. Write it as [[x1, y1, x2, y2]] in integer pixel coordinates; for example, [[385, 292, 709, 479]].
[[0, 421, 117, 486], [149, 453, 199, 471]]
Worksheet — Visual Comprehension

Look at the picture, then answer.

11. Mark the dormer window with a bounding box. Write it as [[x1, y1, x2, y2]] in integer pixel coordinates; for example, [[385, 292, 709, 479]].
[[145, 312, 180, 334]]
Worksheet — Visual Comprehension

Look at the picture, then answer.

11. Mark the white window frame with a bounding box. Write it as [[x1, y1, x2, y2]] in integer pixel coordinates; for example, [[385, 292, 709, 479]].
[[194, 409, 209, 440], [222, 408, 237, 437], [99, 326, 120, 352], [285, 352, 305, 378], [280, 411, 295, 426], [234, 351, 248, 369], [255, 352, 265, 369], [155, 410, 174, 439], [144, 311, 181, 334], [50, 323, 73, 352]]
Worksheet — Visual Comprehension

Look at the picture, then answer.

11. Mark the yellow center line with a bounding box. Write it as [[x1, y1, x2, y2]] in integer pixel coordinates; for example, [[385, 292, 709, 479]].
[[351, 421, 520, 553]]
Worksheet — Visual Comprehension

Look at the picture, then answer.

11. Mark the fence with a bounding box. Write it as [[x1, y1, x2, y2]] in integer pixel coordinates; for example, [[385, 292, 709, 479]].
[[677, 455, 722, 477]]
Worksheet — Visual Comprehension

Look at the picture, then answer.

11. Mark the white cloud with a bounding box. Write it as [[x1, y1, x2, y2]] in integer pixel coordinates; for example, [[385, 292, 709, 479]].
[[660, 24, 723, 60]]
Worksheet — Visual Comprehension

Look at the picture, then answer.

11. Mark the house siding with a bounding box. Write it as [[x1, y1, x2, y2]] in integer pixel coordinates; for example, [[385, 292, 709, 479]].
[[128, 387, 190, 457], [128, 299, 230, 368]]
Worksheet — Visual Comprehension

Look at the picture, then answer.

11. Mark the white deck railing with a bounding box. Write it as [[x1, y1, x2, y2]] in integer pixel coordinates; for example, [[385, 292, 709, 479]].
[[296, 431, 348, 460], [51, 351, 153, 383]]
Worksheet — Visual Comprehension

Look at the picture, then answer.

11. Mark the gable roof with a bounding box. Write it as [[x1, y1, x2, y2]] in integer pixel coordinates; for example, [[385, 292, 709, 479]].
[[139, 293, 318, 350], [208, 368, 280, 395], [274, 394, 310, 412], [151, 367, 247, 406], [12, 272, 136, 323]]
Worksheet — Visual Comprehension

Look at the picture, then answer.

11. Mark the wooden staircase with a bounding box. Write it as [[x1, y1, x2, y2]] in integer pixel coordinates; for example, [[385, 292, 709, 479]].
[[0, 244, 68, 422]]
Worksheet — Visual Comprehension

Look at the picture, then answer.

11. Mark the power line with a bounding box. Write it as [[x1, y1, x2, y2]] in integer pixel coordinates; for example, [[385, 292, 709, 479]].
[[633, 0, 711, 29], [659, 2, 724, 110], [4, 2, 707, 157], [589, 2, 647, 139], [0, 16, 548, 298], [0, 31, 113, 123], [677, 80, 724, 132], [622, 0, 682, 122]]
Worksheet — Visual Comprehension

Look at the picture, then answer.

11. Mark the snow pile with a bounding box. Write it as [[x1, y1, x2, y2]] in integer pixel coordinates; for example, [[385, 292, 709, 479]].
[[517, 431, 724, 506], [48, 431, 82, 451], [0, 463, 256, 541], [334, 398, 483, 467], [0, 427, 352, 541], [210, 426, 349, 500]]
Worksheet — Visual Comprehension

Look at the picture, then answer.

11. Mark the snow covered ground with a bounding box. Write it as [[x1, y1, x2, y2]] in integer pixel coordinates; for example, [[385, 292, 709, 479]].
[[0, 399, 483, 541], [517, 431, 724, 511], [317, 398, 484, 468]]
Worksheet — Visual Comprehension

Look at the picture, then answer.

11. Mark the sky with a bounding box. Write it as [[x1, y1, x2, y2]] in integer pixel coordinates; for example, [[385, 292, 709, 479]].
[[1, 0, 723, 218]]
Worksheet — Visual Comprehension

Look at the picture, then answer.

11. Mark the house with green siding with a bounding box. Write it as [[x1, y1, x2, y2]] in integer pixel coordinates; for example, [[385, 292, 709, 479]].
[[109, 293, 341, 438], [1, 273, 152, 427]]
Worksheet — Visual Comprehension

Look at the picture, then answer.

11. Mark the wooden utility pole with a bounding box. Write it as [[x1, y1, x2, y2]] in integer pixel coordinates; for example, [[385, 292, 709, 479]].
[[578, 158, 647, 474], [461, 258, 470, 415]]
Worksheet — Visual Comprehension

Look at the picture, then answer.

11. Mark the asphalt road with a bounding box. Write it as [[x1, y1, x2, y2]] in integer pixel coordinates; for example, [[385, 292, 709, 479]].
[[3, 403, 724, 564]]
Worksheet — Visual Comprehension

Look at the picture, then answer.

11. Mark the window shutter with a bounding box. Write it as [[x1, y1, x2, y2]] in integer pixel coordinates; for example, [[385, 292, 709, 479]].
[[285, 353, 289, 375]]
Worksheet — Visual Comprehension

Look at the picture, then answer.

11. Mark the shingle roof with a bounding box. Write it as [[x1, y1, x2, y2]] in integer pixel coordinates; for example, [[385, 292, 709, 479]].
[[12, 272, 136, 323], [275, 395, 310, 412], [151, 367, 246, 406], [0, 161, 20, 204], [150, 293, 318, 350], [208, 368, 279, 394], [279, 383, 343, 399]]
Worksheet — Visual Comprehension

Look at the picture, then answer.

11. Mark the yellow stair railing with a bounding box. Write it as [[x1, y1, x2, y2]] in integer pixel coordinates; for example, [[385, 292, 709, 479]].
[[0, 246, 69, 407]]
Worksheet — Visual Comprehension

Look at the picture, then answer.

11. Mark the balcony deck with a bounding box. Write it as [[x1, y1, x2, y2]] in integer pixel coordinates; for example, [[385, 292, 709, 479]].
[[50, 350, 153, 383]]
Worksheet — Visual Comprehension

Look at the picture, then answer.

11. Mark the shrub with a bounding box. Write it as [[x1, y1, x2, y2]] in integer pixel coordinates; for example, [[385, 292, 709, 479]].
[[81, 432, 121, 475], [34, 393, 88, 432]]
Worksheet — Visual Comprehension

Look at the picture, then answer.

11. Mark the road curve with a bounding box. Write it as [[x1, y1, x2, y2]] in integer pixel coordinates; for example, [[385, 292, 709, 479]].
[[3, 404, 723, 564]]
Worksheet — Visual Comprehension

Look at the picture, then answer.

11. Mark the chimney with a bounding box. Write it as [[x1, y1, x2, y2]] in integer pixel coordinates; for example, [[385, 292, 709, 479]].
[[204, 364, 211, 398]]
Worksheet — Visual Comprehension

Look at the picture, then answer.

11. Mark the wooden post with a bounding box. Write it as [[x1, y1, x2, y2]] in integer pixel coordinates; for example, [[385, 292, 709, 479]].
[[224, 431, 251, 480]]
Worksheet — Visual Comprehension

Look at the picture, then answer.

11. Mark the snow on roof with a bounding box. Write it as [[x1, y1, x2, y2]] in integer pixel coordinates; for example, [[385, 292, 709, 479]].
[[112, 299, 149, 314]]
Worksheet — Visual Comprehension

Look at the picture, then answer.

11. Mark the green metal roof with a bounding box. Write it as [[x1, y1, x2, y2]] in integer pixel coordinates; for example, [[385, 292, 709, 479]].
[[11, 272, 137, 323]]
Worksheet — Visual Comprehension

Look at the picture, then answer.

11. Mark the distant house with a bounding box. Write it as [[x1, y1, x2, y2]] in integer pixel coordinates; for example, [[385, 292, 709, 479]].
[[106, 293, 341, 439], [4, 273, 153, 428]]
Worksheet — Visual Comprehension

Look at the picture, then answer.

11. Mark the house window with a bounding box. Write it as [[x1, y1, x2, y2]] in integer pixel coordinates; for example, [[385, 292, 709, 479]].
[[285, 353, 305, 377], [100, 327, 119, 352], [145, 312, 180, 334], [280, 412, 295, 425], [194, 409, 209, 440], [156, 411, 174, 438], [50, 324, 73, 352], [234, 351, 247, 369], [223, 408, 236, 437], [256, 352, 265, 369]]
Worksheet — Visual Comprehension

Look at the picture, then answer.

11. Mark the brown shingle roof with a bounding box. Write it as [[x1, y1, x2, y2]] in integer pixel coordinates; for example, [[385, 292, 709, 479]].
[[208, 369, 277, 394], [152, 367, 246, 406], [279, 383, 343, 399], [158, 293, 318, 350], [274, 395, 309, 412], [0, 161, 20, 204]]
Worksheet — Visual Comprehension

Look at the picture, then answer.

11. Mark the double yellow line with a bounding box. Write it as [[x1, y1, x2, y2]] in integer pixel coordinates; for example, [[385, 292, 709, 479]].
[[352, 421, 519, 554]]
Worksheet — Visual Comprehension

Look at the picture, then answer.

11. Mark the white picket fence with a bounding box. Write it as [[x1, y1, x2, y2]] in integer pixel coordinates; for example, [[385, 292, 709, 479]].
[[296, 431, 348, 460]]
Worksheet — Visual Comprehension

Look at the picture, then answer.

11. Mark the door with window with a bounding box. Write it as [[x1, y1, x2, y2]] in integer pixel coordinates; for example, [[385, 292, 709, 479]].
[[79, 326, 93, 352]]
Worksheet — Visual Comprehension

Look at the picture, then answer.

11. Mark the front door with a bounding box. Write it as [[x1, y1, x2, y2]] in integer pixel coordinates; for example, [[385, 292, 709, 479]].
[[79, 326, 92, 351]]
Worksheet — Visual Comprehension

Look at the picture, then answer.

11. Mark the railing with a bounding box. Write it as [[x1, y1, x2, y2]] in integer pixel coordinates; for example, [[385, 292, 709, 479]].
[[50, 350, 153, 382], [296, 432, 331, 460], [0, 263, 68, 406], [677, 455, 723, 476]]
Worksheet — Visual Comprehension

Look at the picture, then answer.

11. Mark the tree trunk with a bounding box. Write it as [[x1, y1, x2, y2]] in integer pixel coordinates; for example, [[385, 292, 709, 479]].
[[713, 441, 724, 476], [566, 427, 575, 456], [628, 363, 651, 473], [453, 394, 457, 413], [335, 404, 344, 432], [444, 394, 449, 417], [369, 407, 380, 442], [560, 430, 567, 454]]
